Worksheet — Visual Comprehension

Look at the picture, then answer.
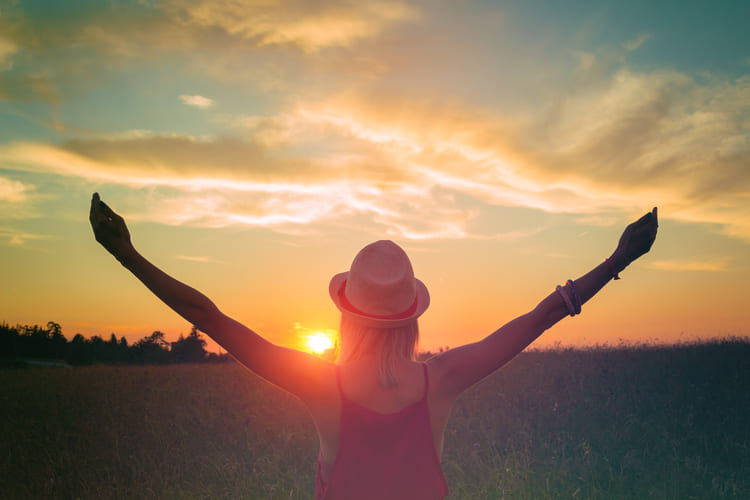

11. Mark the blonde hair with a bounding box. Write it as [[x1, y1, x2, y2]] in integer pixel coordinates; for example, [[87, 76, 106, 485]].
[[337, 316, 419, 388]]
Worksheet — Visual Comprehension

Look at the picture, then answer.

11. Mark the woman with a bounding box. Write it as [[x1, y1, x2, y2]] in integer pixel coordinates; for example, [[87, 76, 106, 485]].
[[90, 193, 658, 499]]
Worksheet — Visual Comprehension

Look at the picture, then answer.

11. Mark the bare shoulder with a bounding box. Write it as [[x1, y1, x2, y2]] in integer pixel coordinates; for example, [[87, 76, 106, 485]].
[[292, 352, 340, 407], [425, 352, 462, 403], [303, 359, 340, 413]]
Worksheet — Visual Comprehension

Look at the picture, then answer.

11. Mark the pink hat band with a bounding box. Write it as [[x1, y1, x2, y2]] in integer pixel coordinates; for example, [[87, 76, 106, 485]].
[[335, 279, 420, 321]]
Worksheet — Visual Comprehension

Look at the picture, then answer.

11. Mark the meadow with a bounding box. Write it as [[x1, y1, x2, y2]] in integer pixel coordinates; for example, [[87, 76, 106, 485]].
[[1, 339, 748, 499]]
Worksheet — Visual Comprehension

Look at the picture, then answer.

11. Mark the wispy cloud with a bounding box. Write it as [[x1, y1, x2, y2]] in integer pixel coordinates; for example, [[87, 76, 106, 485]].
[[179, 94, 214, 108], [2, 58, 749, 242], [622, 33, 650, 52], [0, 227, 51, 246], [175, 255, 223, 264], [0, 177, 32, 203], [174, 0, 420, 52], [647, 258, 730, 272], [0, 35, 17, 70], [0, 176, 42, 220], [0, 0, 419, 107], [0, 0, 420, 81], [0, 73, 60, 103], [0, 1, 748, 243]]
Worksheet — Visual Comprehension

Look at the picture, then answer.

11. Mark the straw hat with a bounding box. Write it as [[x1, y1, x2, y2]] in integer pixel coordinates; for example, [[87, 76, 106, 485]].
[[329, 240, 429, 327]]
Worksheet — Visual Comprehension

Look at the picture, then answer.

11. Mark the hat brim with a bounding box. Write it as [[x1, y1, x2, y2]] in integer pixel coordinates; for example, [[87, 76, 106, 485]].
[[329, 271, 430, 327]]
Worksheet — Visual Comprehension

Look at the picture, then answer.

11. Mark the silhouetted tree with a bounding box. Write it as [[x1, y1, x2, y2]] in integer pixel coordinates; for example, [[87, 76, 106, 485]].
[[90, 335, 107, 363], [2, 320, 232, 365], [170, 326, 207, 364], [132, 331, 170, 364], [47, 321, 66, 359], [67, 333, 92, 365], [0, 323, 20, 359], [118, 336, 131, 362], [206, 351, 231, 363], [20, 324, 47, 358]]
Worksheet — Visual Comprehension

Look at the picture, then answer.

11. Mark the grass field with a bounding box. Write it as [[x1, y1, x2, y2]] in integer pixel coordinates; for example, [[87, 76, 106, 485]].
[[2, 340, 749, 499]]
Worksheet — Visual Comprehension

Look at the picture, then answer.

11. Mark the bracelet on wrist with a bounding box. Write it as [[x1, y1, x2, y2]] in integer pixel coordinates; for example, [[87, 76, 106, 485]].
[[566, 279, 582, 315], [556, 285, 576, 317], [605, 257, 621, 280]]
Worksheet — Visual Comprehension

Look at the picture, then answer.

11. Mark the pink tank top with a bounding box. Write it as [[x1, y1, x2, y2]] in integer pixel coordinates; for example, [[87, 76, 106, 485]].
[[315, 363, 449, 500]]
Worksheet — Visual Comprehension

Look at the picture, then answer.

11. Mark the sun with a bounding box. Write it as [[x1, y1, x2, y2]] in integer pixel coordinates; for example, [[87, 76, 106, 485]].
[[306, 332, 334, 354]]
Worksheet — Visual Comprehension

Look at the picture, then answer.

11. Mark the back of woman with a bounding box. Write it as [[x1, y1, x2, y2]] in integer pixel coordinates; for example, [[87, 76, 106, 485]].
[[316, 358, 448, 499], [90, 194, 658, 499]]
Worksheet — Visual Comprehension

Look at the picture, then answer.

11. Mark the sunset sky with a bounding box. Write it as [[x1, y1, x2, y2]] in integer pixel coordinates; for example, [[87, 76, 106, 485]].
[[1, 0, 749, 353]]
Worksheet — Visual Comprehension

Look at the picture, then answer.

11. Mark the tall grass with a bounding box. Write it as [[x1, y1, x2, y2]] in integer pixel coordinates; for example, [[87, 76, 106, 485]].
[[443, 340, 750, 499], [2, 339, 748, 499]]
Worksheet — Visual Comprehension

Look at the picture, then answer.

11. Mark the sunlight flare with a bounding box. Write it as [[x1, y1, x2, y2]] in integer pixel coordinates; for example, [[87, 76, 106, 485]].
[[306, 332, 334, 354]]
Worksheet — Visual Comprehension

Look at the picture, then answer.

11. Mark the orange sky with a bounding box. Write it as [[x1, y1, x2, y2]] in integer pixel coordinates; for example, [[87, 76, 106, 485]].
[[1, 1, 749, 353]]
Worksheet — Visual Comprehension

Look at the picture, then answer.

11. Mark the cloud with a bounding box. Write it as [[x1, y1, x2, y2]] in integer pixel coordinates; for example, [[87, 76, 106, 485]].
[[306, 67, 748, 240], [267, 94, 641, 216], [0, 35, 17, 70], [1, 14, 748, 244], [0, 177, 32, 203], [292, 67, 750, 239], [64, 134, 249, 169], [180, 94, 214, 108], [647, 258, 729, 272], [0, 176, 41, 220], [622, 33, 650, 52], [3, 0, 419, 62], [524, 69, 750, 237], [175, 255, 224, 264], [0, 227, 51, 246], [0, 0, 419, 106], [0, 73, 60, 103], [2, 58, 749, 242], [0, 135, 486, 239], [173, 0, 420, 52]]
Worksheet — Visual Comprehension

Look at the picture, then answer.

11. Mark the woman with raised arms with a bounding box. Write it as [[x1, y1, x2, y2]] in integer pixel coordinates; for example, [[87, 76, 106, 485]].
[[90, 192, 658, 499]]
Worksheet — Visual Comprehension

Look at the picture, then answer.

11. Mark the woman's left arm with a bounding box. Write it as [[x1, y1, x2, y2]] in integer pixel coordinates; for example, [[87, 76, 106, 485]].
[[429, 208, 659, 400]]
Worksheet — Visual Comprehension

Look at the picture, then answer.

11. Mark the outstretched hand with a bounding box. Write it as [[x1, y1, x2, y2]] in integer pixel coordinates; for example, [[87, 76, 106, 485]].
[[611, 207, 658, 271], [89, 193, 134, 262]]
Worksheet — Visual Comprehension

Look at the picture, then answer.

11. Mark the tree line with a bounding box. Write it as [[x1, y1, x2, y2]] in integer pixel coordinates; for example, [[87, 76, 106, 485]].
[[0, 321, 230, 366]]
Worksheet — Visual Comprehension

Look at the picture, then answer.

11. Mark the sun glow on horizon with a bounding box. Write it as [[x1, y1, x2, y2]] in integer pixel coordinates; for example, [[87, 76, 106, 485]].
[[305, 331, 335, 354]]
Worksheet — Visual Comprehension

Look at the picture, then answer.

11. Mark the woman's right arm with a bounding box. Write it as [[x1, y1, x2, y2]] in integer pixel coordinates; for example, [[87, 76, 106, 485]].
[[429, 208, 659, 401], [89, 194, 334, 402]]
